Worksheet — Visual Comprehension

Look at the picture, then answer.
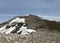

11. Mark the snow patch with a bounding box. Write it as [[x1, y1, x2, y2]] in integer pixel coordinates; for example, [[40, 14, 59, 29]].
[[0, 24, 7, 33], [17, 24, 36, 35], [5, 25, 16, 34], [26, 29, 36, 33], [9, 17, 25, 25], [0, 17, 36, 35]]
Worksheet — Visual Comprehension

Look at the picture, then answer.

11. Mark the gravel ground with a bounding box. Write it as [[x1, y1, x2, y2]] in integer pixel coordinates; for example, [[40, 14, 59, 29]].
[[0, 29, 60, 43]]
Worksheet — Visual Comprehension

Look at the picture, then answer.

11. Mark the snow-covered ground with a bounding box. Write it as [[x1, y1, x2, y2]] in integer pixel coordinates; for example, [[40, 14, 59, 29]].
[[9, 17, 26, 25], [0, 17, 36, 35]]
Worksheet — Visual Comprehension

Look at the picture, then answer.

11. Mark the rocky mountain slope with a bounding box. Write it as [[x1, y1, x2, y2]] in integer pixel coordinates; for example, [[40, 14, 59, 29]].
[[0, 14, 60, 31], [0, 14, 60, 43]]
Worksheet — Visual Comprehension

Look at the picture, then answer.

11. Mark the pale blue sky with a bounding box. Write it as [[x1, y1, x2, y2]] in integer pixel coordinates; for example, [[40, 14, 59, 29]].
[[0, 0, 60, 22]]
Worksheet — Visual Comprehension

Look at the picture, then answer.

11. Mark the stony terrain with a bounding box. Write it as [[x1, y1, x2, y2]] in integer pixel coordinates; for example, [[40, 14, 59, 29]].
[[0, 29, 60, 43]]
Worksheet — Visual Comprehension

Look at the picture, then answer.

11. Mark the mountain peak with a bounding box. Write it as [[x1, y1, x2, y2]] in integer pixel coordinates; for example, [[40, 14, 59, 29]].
[[0, 14, 60, 35]]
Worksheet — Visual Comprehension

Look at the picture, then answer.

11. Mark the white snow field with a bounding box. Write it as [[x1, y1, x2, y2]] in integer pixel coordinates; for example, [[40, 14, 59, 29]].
[[9, 17, 26, 25], [0, 17, 36, 35]]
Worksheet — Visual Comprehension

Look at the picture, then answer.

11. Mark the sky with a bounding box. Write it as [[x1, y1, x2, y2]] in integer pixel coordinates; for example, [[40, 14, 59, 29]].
[[0, 0, 60, 23]]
